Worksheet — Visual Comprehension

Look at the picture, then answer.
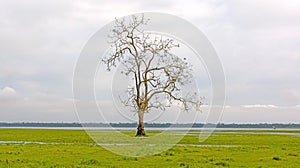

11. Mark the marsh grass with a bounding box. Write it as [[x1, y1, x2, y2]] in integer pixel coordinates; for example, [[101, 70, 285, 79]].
[[0, 129, 299, 167]]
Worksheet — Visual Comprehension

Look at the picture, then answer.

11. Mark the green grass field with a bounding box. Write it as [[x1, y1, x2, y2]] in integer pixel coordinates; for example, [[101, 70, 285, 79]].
[[0, 128, 299, 167]]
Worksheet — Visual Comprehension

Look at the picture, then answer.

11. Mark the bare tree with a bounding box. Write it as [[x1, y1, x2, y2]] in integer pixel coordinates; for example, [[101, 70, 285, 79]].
[[102, 14, 202, 136]]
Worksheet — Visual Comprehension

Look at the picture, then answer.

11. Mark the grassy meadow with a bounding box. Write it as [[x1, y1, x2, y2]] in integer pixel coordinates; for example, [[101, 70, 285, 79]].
[[0, 128, 299, 167]]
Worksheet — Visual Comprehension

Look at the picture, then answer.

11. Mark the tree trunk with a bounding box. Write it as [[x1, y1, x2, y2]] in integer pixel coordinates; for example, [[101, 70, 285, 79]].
[[136, 111, 146, 136]]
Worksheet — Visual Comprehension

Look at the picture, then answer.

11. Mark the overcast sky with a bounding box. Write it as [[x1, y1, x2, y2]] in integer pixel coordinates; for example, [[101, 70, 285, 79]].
[[0, 0, 299, 123]]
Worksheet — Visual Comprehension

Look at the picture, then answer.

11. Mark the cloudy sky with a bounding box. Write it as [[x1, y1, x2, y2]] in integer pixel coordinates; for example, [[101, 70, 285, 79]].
[[1, 0, 299, 123]]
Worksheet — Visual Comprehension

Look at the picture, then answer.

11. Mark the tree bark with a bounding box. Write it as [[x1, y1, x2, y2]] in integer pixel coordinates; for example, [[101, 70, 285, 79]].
[[136, 111, 146, 136]]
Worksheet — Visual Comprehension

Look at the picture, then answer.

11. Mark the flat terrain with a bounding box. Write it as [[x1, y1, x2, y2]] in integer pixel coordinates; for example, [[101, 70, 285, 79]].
[[0, 129, 299, 167]]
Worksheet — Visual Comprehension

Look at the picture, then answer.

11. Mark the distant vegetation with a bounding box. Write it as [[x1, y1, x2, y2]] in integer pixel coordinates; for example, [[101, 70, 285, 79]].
[[0, 122, 300, 128]]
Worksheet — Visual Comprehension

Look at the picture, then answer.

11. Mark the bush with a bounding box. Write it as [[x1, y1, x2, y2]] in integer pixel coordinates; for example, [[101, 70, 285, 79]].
[[273, 156, 281, 161], [215, 161, 229, 167], [179, 162, 185, 167]]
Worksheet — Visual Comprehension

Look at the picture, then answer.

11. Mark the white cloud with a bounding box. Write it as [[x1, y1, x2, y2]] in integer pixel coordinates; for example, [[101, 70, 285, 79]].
[[0, 86, 19, 101], [221, 104, 300, 123], [241, 104, 279, 109], [0, 88, 77, 122], [0, 86, 16, 97]]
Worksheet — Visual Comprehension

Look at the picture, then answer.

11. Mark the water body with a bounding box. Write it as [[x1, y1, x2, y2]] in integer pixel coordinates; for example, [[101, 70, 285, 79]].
[[0, 140, 238, 148]]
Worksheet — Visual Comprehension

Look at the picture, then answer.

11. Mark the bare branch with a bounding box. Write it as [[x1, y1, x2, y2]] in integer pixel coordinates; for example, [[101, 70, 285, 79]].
[[102, 14, 203, 116]]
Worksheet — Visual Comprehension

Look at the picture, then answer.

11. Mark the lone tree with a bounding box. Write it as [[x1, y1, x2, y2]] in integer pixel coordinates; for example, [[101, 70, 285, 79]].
[[103, 15, 202, 136]]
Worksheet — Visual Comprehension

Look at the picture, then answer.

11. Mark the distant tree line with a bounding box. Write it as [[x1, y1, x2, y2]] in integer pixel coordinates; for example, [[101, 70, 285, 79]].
[[0, 122, 300, 128]]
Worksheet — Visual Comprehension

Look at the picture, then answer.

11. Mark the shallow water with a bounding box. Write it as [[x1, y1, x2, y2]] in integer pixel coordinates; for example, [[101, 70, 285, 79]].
[[0, 141, 238, 148]]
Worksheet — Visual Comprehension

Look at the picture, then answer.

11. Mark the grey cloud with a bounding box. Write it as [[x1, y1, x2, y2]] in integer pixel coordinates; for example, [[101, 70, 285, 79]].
[[0, 0, 299, 123], [0, 86, 77, 122], [227, 0, 300, 29]]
